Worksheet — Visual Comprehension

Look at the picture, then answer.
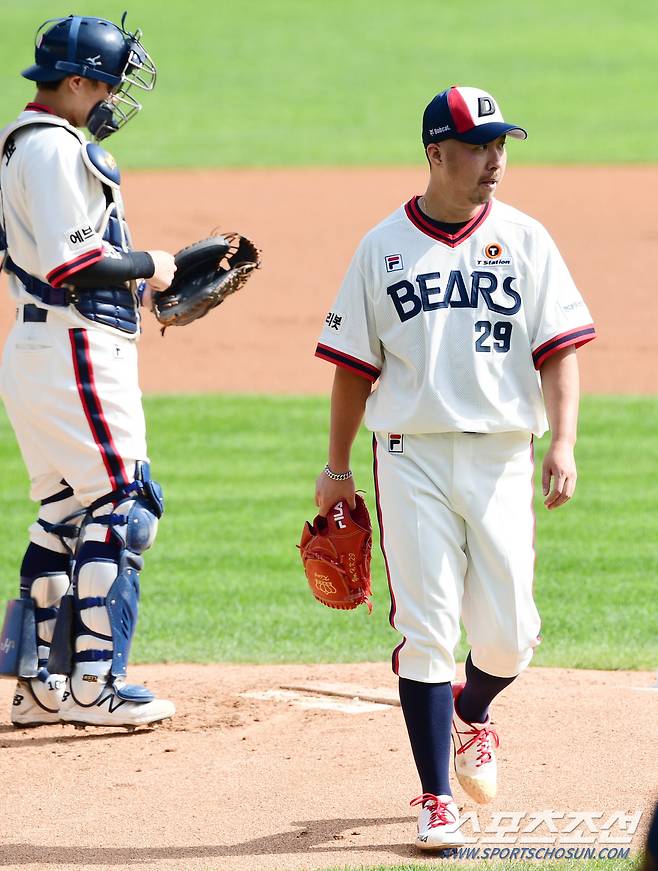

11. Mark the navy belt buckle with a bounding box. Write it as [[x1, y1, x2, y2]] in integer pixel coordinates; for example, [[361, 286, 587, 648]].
[[22, 304, 48, 323]]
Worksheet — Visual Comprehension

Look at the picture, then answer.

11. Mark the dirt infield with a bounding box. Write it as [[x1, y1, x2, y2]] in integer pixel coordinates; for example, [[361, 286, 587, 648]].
[[1, 166, 657, 393], [0, 664, 658, 871], [0, 167, 656, 870], [0, 664, 655, 871]]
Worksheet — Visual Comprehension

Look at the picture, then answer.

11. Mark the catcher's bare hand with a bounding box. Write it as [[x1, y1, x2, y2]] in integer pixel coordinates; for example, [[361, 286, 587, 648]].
[[147, 250, 177, 292], [542, 439, 577, 510], [315, 471, 357, 517]]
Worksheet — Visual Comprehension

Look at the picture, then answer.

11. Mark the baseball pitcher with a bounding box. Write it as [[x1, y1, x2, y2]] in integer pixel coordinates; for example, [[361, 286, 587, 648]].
[[314, 86, 596, 850]]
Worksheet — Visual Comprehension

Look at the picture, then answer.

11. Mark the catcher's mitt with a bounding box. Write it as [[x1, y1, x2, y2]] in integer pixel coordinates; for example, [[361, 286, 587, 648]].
[[152, 232, 260, 333], [299, 495, 373, 612]]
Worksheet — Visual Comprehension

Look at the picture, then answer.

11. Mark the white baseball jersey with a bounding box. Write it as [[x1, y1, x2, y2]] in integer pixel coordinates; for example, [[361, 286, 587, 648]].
[[0, 104, 147, 507], [317, 196, 595, 437], [0, 104, 138, 339]]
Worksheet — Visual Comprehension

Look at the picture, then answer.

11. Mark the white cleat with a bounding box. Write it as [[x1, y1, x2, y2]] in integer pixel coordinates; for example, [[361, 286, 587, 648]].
[[451, 682, 499, 804], [59, 683, 175, 729], [11, 674, 66, 727], [410, 793, 465, 851]]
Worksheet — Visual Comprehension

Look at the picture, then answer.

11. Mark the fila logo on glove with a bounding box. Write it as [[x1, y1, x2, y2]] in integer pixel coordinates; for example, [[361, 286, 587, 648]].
[[387, 269, 521, 322], [333, 502, 347, 529]]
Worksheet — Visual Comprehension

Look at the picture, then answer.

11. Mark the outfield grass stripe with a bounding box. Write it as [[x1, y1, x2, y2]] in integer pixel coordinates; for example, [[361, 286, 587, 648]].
[[1, 1, 657, 166], [0, 395, 655, 668]]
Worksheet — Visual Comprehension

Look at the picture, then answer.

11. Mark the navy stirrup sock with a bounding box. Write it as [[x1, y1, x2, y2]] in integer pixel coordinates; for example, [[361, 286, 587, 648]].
[[399, 677, 453, 797], [456, 652, 517, 724]]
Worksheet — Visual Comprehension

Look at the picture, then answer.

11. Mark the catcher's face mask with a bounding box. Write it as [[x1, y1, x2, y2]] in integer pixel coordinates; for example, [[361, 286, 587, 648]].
[[86, 17, 157, 141]]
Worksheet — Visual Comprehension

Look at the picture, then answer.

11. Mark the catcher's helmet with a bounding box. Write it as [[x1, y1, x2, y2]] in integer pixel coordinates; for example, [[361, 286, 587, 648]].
[[21, 14, 156, 141]]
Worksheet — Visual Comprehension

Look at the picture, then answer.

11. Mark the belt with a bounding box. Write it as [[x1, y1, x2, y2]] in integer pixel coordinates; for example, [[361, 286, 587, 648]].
[[17, 304, 48, 323]]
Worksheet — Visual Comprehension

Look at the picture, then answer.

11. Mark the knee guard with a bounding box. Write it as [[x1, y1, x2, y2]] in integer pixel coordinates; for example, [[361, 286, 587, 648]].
[[50, 462, 164, 684], [0, 542, 70, 679]]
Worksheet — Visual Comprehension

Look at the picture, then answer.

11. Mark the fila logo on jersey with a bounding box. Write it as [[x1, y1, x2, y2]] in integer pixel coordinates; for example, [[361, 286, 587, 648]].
[[388, 433, 404, 453], [385, 254, 404, 272], [387, 270, 521, 323]]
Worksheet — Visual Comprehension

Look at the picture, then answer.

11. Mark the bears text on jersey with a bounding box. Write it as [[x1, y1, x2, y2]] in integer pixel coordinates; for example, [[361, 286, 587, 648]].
[[386, 269, 521, 322]]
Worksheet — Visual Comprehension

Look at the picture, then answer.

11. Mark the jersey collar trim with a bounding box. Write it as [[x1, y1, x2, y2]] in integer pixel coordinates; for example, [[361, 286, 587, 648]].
[[24, 102, 60, 116], [404, 195, 491, 247]]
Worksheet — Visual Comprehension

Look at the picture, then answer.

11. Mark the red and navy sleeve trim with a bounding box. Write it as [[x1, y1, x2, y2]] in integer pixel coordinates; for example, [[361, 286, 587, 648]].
[[532, 324, 596, 369], [46, 248, 103, 288], [404, 195, 491, 247], [315, 343, 381, 382]]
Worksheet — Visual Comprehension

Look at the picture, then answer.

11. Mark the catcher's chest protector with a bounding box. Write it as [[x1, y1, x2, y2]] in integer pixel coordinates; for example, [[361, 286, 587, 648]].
[[0, 116, 139, 335]]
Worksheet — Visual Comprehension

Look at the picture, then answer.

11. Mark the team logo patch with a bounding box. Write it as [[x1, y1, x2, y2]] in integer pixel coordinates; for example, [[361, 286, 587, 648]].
[[484, 242, 503, 259], [314, 575, 337, 595], [4, 138, 16, 165], [325, 311, 343, 332], [385, 254, 404, 273], [388, 433, 404, 453], [67, 223, 95, 245], [478, 97, 496, 118]]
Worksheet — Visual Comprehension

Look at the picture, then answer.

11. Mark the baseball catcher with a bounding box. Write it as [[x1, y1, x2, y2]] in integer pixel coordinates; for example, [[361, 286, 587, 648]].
[[1, 13, 180, 730], [151, 233, 260, 332], [299, 495, 373, 612]]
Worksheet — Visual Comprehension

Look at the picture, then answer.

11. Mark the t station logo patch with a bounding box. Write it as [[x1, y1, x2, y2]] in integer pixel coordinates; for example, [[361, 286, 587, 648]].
[[484, 242, 503, 259], [477, 241, 511, 266]]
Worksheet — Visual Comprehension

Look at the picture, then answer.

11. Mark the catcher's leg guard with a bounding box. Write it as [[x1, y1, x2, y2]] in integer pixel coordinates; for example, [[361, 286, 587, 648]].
[[6, 483, 80, 726], [59, 463, 175, 726], [8, 543, 71, 725]]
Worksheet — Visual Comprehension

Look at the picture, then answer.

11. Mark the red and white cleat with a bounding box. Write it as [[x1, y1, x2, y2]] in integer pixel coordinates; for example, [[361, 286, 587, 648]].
[[451, 682, 500, 804], [410, 792, 465, 851]]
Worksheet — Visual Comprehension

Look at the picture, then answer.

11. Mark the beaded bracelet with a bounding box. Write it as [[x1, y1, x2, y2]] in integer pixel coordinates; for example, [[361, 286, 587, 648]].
[[323, 464, 353, 481]]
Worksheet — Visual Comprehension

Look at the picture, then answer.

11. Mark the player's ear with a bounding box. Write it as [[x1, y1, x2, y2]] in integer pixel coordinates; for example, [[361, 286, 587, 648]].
[[426, 142, 443, 168], [66, 75, 85, 95]]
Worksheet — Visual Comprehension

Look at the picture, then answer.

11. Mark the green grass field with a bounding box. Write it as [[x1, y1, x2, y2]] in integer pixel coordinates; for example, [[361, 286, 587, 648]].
[[1, 0, 657, 166], [0, 394, 655, 670]]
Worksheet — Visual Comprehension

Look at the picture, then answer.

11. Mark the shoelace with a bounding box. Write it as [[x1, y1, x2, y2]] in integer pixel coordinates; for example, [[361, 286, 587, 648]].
[[456, 723, 500, 766], [410, 793, 456, 828]]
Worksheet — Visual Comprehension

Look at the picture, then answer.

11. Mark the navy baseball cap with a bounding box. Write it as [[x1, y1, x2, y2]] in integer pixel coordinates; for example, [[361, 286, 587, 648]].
[[422, 86, 527, 146]]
